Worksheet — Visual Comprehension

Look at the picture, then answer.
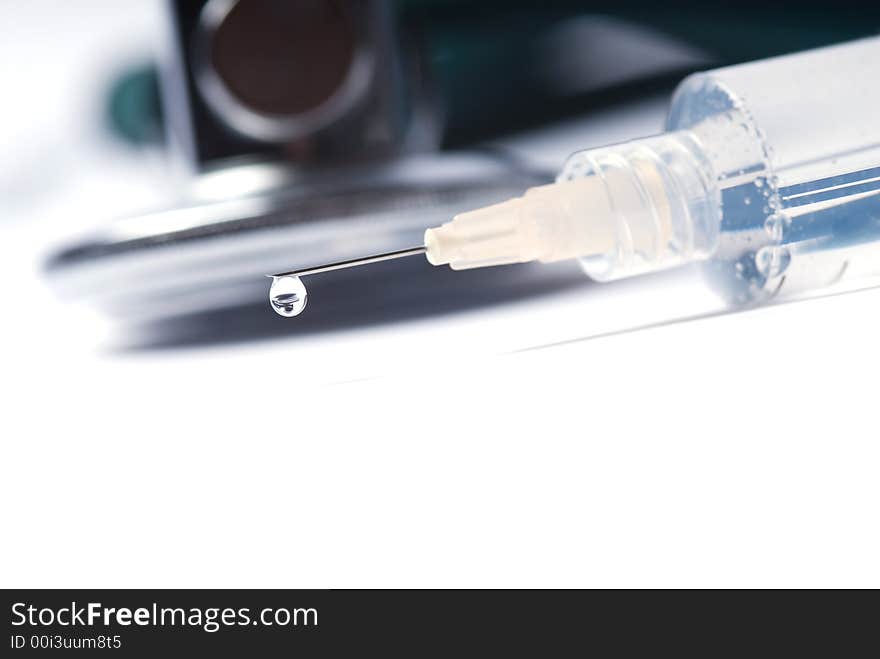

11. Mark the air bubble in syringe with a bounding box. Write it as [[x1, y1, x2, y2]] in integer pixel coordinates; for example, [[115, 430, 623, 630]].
[[269, 275, 308, 317]]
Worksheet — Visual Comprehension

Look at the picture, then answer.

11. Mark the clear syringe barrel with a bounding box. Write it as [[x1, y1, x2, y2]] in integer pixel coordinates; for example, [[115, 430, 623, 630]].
[[426, 37, 880, 304], [566, 36, 880, 303]]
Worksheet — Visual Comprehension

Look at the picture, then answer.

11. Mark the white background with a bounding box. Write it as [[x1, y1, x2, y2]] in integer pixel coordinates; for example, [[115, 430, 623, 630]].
[[1, 1, 878, 588]]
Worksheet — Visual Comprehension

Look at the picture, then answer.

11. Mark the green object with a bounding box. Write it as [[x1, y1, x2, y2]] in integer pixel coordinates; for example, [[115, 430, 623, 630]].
[[105, 64, 164, 146]]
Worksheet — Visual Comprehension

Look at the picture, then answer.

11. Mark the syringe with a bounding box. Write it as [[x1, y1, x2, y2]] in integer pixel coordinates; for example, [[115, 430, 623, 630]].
[[270, 36, 880, 317]]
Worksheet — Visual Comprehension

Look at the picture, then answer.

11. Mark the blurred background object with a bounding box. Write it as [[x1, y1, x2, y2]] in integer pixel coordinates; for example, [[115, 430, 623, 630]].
[[9, 0, 879, 344]]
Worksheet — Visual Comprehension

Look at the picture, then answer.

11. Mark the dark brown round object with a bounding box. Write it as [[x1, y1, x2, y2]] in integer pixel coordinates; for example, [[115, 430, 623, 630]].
[[209, 0, 357, 118]]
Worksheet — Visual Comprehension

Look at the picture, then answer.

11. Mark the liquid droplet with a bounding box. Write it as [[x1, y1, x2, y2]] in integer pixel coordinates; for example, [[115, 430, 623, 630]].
[[764, 214, 786, 242], [755, 246, 791, 278], [269, 276, 308, 317]]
